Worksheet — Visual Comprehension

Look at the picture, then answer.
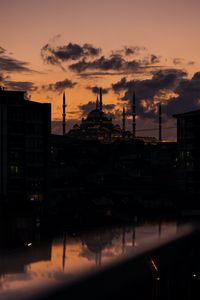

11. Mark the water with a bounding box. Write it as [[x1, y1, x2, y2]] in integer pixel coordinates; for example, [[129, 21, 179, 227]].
[[0, 220, 178, 299]]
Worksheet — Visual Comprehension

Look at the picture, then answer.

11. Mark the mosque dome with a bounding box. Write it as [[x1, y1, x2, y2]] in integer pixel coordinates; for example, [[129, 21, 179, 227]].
[[86, 108, 109, 122]]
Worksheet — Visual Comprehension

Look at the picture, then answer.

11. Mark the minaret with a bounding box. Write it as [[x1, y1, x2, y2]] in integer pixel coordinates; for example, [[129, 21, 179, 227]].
[[122, 107, 126, 138], [159, 102, 162, 142], [62, 92, 66, 135], [122, 227, 126, 254], [132, 91, 136, 138], [96, 94, 99, 109], [99, 88, 102, 111], [62, 232, 67, 270], [132, 226, 136, 247]]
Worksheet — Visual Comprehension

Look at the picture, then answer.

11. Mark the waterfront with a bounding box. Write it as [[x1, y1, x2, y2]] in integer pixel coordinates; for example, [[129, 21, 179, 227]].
[[0, 219, 179, 299]]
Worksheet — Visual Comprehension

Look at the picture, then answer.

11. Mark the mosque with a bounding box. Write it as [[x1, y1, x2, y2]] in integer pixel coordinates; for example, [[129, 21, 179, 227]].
[[62, 88, 158, 143], [63, 88, 135, 142]]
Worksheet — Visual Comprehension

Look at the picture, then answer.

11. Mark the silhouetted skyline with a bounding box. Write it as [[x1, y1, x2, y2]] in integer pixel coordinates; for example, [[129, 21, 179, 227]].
[[1, 0, 200, 139]]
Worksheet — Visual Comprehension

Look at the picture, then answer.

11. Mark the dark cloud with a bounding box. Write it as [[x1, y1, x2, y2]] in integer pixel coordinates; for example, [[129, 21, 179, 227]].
[[0, 46, 5, 54], [69, 55, 123, 72], [41, 41, 163, 76], [112, 69, 187, 96], [41, 42, 101, 66], [112, 77, 128, 92], [79, 71, 127, 78], [79, 101, 96, 114], [87, 86, 109, 94], [150, 54, 160, 64], [79, 101, 115, 115], [42, 78, 77, 93], [0, 46, 33, 73], [0, 72, 36, 91], [112, 69, 187, 119], [124, 46, 144, 56], [104, 104, 115, 110], [165, 71, 200, 115], [69, 54, 145, 74], [5, 81, 37, 91], [69, 53, 162, 75]]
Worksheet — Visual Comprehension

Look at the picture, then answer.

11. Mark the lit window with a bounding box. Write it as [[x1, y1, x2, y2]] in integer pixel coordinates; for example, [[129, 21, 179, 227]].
[[10, 165, 19, 174], [29, 194, 43, 201]]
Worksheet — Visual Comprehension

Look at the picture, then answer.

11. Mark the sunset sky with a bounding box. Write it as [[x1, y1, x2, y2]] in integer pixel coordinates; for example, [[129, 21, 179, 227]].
[[1, 0, 200, 138]]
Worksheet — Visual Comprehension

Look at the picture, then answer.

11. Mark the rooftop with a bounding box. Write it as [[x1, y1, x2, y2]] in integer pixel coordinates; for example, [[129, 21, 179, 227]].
[[173, 109, 200, 118]]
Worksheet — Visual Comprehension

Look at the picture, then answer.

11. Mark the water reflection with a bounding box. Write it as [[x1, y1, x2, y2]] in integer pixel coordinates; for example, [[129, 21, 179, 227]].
[[0, 220, 177, 298]]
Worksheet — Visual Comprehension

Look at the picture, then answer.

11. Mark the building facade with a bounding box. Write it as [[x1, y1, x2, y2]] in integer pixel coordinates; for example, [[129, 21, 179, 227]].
[[0, 89, 51, 203], [174, 109, 200, 194]]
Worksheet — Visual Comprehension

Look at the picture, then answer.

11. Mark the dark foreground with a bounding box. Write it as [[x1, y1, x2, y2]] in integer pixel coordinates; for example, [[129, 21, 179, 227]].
[[0, 214, 200, 300], [27, 225, 200, 300]]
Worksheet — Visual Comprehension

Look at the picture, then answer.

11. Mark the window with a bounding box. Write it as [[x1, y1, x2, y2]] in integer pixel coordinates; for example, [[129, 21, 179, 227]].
[[10, 165, 19, 174]]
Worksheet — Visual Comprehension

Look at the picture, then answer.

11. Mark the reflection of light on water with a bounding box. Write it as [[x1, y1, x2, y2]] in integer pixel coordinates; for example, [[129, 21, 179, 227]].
[[150, 259, 159, 273], [0, 221, 178, 296]]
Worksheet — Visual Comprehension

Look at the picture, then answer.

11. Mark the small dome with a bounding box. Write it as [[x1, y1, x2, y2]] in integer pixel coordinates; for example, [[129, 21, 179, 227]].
[[73, 124, 80, 130]]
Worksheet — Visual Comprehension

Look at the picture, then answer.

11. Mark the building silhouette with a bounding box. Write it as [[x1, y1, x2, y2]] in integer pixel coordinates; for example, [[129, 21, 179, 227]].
[[68, 88, 132, 142], [0, 89, 51, 203], [174, 109, 200, 195], [66, 89, 159, 144]]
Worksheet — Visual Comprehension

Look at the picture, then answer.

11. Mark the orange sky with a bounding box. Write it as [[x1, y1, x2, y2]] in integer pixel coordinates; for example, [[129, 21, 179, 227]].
[[1, 0, 200, 138]]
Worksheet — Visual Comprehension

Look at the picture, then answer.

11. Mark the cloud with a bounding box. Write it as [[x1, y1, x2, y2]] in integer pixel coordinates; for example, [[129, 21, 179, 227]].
[[41, 41, 162, 76], [87, 85, 109, 94], [42, 78, 77, 93], [104, 104, 115, 110], [112, 69, 187, 96], [112, 69, 187, 119], [0, 46, 33, 73], [79, 101, 96, 114], [5, 81, 37, 91], [173, 58, 184, 65], [79, 71, 127, 78], [0, 72, 37, 91], [69, 52, 162, 75], [41, 42, 101, 66], [188, 61, 195, 65], [69, 54, 143, 74], [165, 71, 200, 116], [0, 46, 5, 54], [79, 101, 115, 115], [150, 54, 160, 64], [0, 72, 8, 83], [124, 46, 145, 56]]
